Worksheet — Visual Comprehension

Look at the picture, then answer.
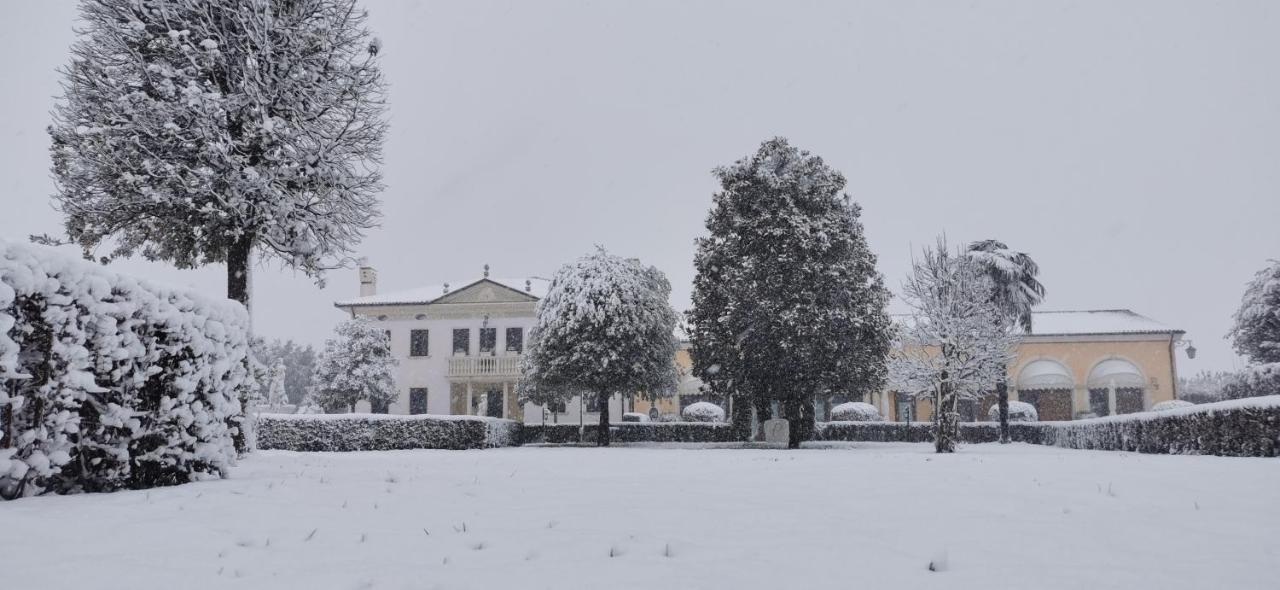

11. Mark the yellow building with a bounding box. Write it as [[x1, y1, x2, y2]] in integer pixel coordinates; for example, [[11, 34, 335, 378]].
[[654, 310, 1187, 423]]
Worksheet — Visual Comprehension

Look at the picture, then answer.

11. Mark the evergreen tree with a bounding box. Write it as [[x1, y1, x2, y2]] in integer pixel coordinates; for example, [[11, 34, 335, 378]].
[[687, 137, 893, 448], [522, 249, 679, 446], [311, 319, 397, 413], [966, 239, 1044, 443], [1229, 259, 1280, 365], [891, 240, 1017, 453], [47, 0, 387, 312]]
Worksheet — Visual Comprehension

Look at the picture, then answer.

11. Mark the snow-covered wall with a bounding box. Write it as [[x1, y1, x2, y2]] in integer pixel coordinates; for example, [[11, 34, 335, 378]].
[[256, 413, 522, 451], [1, 240, 252, 499]]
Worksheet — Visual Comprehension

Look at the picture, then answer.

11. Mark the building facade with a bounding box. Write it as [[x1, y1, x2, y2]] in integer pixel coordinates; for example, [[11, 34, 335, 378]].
[[337, 267, 1185, 424], [333, 265, 626, 422]]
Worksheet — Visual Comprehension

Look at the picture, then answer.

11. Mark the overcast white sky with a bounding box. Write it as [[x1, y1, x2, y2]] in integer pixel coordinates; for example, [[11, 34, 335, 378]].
[[2, 1, 1277, 376]]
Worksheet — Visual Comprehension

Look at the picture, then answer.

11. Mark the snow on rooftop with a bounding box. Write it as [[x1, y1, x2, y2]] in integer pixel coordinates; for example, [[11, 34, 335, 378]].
[[1027, 309, 1181, 336], [335, 276, 550, 307], [889, 309, 1181, 337]]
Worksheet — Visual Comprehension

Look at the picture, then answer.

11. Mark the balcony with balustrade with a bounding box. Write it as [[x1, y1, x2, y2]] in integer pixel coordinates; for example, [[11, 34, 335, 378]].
[[447, 354, 523, 379]]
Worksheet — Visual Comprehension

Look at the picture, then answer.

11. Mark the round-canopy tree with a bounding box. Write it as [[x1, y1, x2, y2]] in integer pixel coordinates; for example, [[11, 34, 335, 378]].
[[47, 0, 387, 313], [522, 249, 679, 446]]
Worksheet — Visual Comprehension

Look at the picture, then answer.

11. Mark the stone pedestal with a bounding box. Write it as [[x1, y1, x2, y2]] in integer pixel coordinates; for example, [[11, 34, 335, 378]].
[[763, 419, 789, 445]]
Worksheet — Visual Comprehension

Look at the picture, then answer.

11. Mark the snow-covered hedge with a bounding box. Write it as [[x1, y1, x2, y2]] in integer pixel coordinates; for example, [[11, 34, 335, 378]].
[[681, 402, 725, 422], [1, 241, 252, 499], [256, 413, 522, 451], [1036, 396, 1280, 456], [988, 400, 1039, 422], [818, 397, 1280, 457], [522, 422, 736, 444], [829, 401, 882, 422], [1151, 400, 1194, 411]]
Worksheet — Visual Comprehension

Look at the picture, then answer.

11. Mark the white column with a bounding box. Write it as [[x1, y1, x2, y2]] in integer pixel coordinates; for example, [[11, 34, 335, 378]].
[[465, 381, 473, 416], [1107, 381, 1117, 416], [502, 381, 510, 419]]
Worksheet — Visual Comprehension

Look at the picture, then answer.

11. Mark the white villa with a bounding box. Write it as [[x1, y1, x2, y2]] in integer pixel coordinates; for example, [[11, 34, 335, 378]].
[[333, 264, 626, 423], [336, 265, 1189, 425]]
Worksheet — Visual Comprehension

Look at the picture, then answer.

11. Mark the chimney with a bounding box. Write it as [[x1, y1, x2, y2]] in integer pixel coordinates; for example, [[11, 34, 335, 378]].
[[358, 260, 377, 297]]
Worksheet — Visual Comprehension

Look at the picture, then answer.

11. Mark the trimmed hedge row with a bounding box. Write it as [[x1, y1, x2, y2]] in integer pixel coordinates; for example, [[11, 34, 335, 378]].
[[1035, 397, 1279, 457], [817, 397, 1279, 457], [522, 422, 736, 444], [257, 414, 522, 452]]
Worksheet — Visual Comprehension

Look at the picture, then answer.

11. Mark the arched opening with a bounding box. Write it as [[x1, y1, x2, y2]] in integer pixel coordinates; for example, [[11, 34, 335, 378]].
[[1087, 358, 1146, 416], [1016, 359, 1074, 421]]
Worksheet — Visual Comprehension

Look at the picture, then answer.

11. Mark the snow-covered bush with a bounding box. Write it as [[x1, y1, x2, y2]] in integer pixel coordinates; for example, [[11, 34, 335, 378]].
[[989, 400, 1038, 422], [311, 319, 398, 413], [1, 241, 251, 499], [621, 412, 650, 423], [1151, 400, 1195, 411], [830, 402, 882, 422], [682, 402, 725, 422], [257, 414, 520, 451], [522, 422, 735, 444]]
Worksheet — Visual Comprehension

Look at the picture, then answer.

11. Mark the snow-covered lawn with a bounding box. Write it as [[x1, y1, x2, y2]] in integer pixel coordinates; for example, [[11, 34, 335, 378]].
[[4, 444, 1278, 590]]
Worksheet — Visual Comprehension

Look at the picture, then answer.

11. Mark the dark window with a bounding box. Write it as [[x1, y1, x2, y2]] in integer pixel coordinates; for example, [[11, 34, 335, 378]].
[[548, 399, 566, 414], [410, 329, 429, 357], [506, 327, 524, 353], [894, 392, 915, 422], [485, 389, 503, 418], [409, 388, 428, 415], [452, 329, 470, 355], [370, 398, 390, 414], [585, 394, 605, 413], [479, 328, 497, 354], [1088, 388, 1110, 417]]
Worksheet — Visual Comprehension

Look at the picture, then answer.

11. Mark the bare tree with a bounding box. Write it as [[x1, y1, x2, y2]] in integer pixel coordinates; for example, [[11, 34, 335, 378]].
[[892, 239, 1017, 453]]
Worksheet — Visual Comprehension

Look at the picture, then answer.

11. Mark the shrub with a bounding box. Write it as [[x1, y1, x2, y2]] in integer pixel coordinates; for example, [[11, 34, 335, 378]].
[[989, 400, 1038, 422], [682, 401, 725, 422], [1151, 400, 1195, 411], [257, 414, 521, 451], [830, 401, 882, 421], [1, 241, 251, 499], [522, 422, 734, 444]]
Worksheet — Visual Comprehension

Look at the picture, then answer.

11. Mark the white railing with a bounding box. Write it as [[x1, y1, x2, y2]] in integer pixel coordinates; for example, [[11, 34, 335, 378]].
[[447, 354, 523, 378]]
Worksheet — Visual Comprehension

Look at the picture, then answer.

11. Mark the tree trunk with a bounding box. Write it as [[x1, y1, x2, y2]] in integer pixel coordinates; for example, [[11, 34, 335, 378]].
[[596, 392, 610, 447], [227, 233, 253, 313], [784, 397, 803, 449], [997, 377, 1010, 444], [935, 382, 958, 453], [729, 392, 753, 441]]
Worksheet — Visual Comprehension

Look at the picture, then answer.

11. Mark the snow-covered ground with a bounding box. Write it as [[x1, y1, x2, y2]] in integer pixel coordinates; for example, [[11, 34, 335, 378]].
[[4, 443, 1277, 590]]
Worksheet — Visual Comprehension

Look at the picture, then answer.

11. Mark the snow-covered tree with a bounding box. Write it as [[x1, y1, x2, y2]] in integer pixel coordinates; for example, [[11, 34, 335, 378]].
[[310, 319, 397, 413], [256, 339, 318, 404], [1230, 259, 1280, 365], [687, 137, 894, 447], [966, 239, 1043, 443], [891, 239, 1017, 453], [522, 249, 679, 446], [46, 0, 388, 312]]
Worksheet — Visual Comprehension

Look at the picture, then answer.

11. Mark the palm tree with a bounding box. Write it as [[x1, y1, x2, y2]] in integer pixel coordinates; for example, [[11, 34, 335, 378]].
[[967, 240, 1045, 443]]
